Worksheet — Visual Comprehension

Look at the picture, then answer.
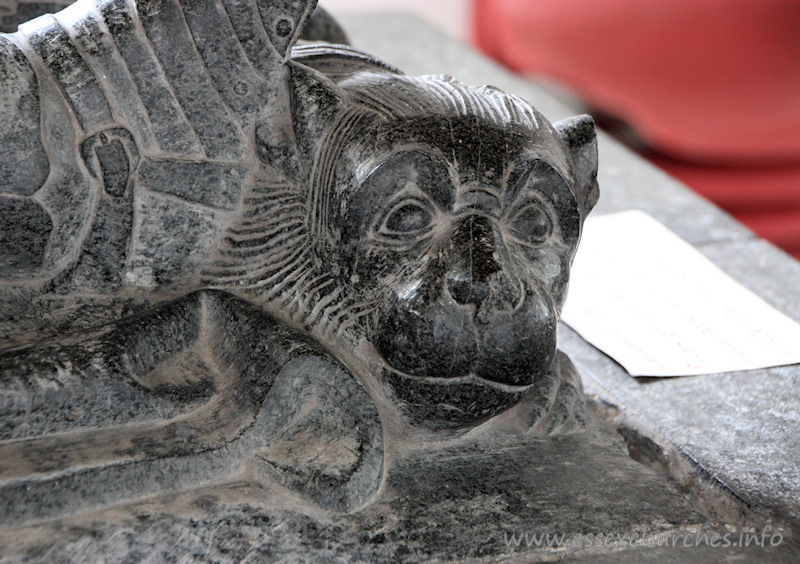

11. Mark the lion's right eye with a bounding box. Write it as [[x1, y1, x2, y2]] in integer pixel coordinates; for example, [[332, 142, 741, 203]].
[[379, 201, 434, 235]]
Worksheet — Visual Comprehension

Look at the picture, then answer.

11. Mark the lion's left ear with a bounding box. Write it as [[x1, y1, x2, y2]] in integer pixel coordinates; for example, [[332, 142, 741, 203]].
[[554, 115, 599, 217]]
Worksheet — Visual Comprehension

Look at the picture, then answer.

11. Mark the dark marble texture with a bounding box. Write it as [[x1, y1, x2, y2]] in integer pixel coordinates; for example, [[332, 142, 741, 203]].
[[1, 0, 597, 437], [0, 2, 798, 562], [1, 0, 600, 543]]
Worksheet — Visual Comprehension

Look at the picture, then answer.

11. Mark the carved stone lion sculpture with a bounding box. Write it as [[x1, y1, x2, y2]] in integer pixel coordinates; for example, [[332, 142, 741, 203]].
[[0, 0, 598, 518]]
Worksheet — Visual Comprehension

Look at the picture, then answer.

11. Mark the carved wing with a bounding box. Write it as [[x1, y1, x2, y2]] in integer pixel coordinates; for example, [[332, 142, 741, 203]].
[[0, 0, 318, 291]]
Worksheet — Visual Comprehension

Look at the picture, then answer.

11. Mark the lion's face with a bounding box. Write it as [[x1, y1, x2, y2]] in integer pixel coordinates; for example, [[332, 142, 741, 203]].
[[287, 70, 598, 429], [334, 117, 583, 397]]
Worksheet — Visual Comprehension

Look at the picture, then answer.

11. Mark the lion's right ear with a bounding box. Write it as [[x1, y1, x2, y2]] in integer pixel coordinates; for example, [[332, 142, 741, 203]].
[[287, 62, 347, 164], [255, 62, 346, 184], [554, 115, 599, 217]]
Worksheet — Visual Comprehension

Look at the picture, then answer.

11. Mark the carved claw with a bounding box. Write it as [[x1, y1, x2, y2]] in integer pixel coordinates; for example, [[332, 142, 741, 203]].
[[515, 351, 586, 436], [249, 354, 384, 514], [544, 352, 586, 435]]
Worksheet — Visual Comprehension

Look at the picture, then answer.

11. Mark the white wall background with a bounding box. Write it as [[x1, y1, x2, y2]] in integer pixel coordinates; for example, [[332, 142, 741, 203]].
[[321, 0, 471, 41]]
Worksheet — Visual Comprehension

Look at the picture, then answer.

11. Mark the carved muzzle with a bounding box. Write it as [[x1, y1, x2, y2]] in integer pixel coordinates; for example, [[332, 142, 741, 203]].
[[375, 213, 558, 387]]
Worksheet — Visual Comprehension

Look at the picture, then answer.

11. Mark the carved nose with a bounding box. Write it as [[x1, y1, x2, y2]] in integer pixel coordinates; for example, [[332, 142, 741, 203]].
[[446, 269, 490, 305], [445, 215, 501, 305]]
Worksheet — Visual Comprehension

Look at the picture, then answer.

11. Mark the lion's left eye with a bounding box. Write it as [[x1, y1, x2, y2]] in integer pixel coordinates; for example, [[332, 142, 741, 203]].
[[381, 202, 434, 235], [509, 203, 551, 243]]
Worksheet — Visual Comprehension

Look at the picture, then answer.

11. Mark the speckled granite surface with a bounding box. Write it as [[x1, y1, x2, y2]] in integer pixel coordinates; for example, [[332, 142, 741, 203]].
[[0, 8, 797, 562]]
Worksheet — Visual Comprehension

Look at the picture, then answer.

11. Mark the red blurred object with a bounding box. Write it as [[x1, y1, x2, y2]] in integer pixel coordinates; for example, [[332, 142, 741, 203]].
[[652, 159, 800, 258], [474, 0, 800, 258]]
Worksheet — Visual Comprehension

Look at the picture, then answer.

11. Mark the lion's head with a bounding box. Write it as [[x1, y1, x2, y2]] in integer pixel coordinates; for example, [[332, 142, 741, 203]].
[[290, 71, 598, 429]]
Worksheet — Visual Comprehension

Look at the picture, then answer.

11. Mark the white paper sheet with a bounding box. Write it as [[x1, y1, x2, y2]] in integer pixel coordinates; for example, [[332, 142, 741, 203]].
[[561, 210, 800, 377]]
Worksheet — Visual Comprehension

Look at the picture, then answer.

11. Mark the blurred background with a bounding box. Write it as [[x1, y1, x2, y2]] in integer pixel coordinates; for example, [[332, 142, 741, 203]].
[[323, 0, 471, 41], [3, 0, 799, 259]]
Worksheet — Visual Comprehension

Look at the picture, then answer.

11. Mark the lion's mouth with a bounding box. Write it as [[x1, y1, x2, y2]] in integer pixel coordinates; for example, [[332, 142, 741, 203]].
[[380, 362, 535, 391], [374, 295, 558, 387]]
